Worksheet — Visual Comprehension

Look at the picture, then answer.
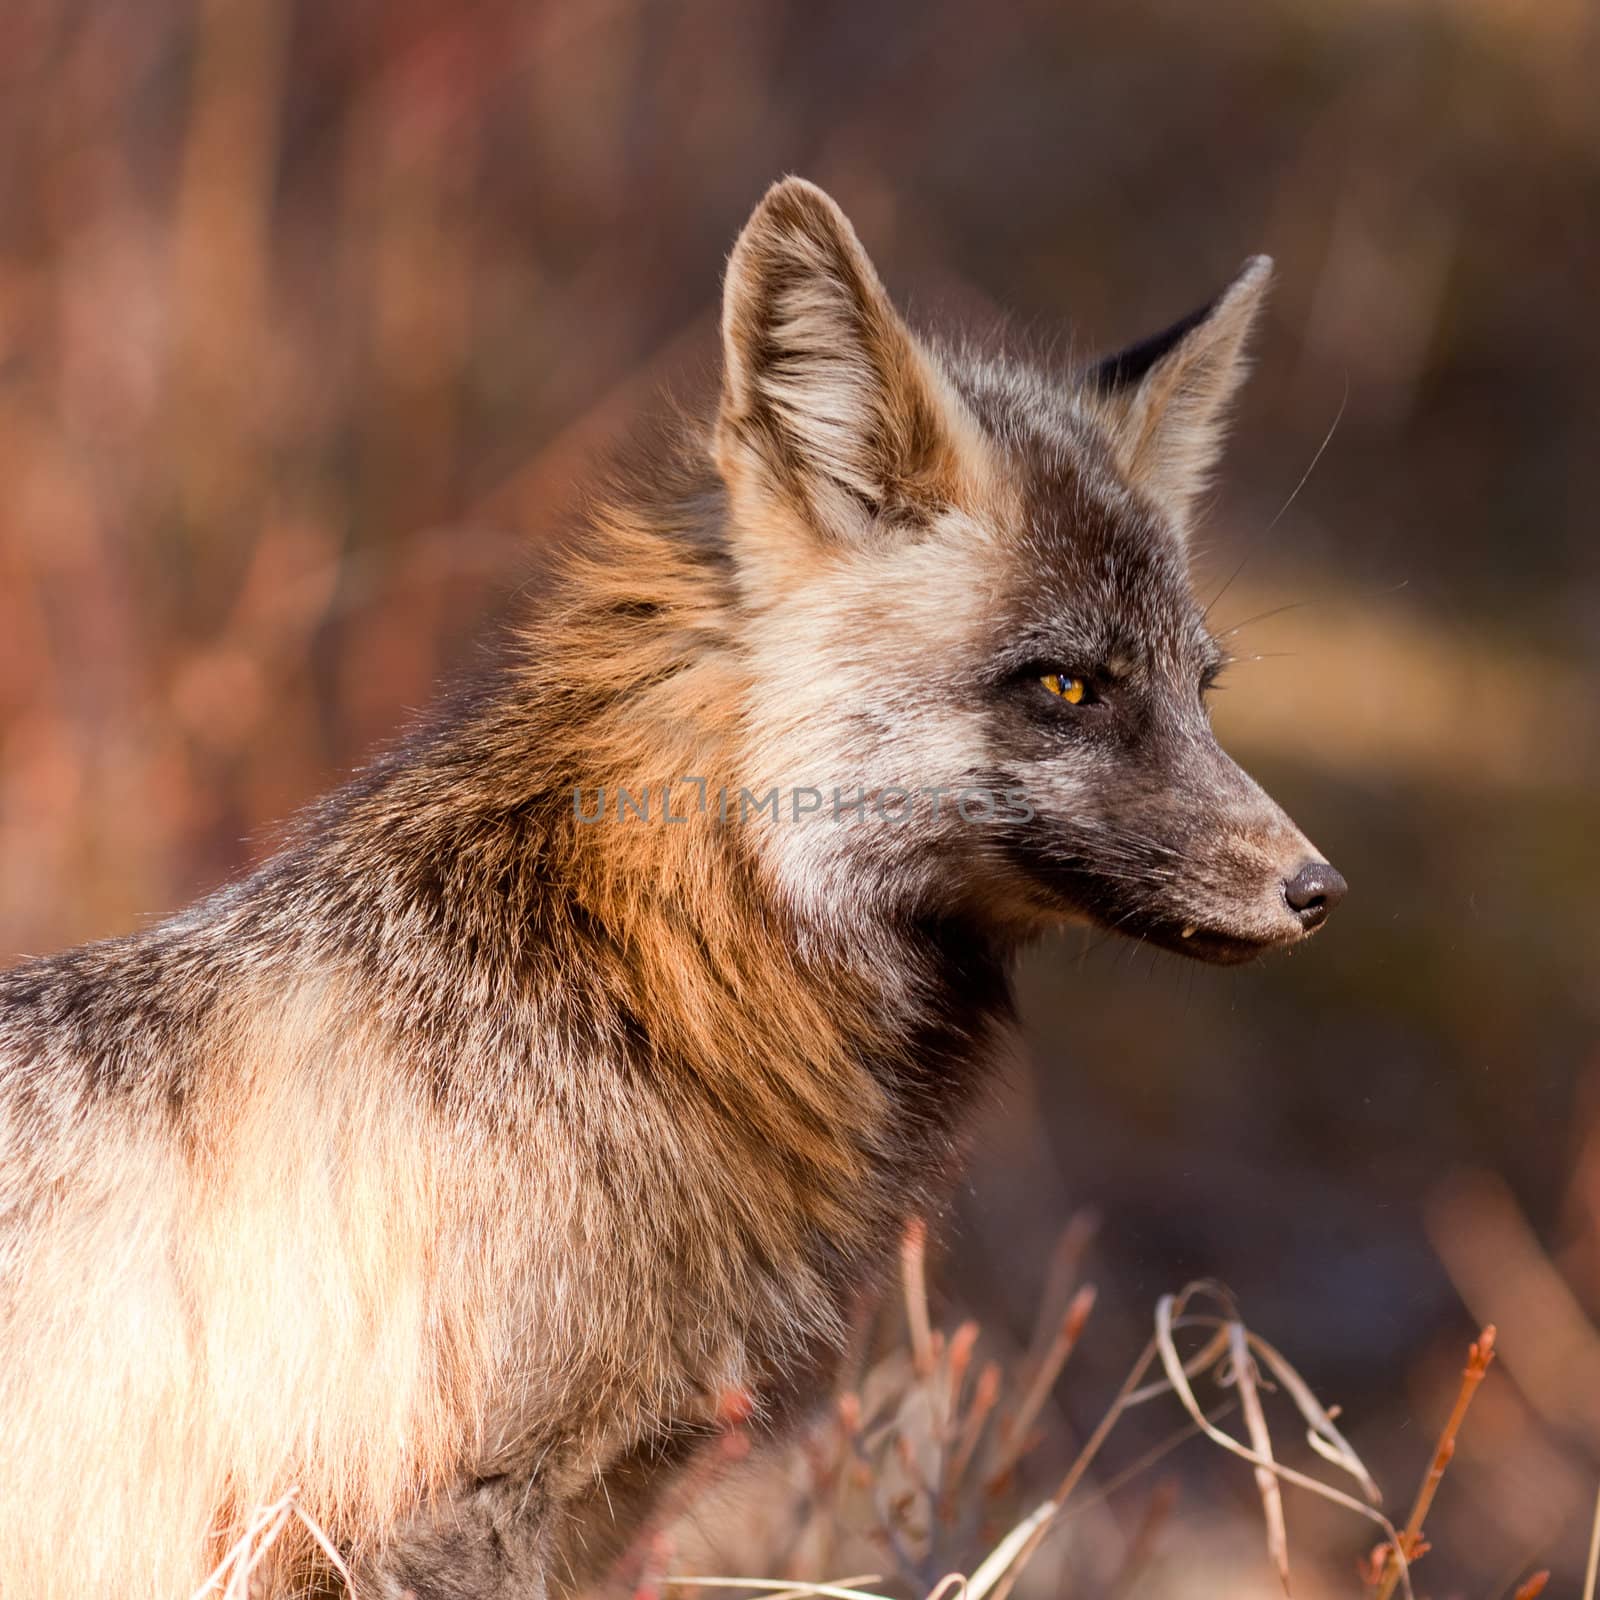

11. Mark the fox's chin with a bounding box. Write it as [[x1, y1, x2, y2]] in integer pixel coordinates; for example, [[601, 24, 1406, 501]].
[[1053, 906, 1317, 965], [1150, 926, 1278, 965], [1143, 919, 1320, 966]]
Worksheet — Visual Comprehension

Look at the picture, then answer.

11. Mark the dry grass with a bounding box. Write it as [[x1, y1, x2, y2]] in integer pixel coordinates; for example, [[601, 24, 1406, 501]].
[[188, 1488, 351, 1600], [648, 1225, 1524, 1600], [108, 1216, 1555, 1598]]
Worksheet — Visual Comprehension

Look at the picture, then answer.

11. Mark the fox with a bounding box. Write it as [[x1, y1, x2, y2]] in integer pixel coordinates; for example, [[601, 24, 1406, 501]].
[[0, 177, 1345, 1599]]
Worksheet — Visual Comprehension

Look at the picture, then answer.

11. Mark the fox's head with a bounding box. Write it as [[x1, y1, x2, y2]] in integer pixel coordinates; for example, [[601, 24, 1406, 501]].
[[709, 177, 1344, 964]]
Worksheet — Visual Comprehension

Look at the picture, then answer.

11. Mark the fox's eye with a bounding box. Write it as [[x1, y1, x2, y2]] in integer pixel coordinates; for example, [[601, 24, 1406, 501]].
[[1040, 672, 1087, 705]]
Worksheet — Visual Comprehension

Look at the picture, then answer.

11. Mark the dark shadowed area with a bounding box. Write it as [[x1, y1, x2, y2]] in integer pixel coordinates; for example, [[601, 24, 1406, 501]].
[[2, 1, 1597, 1593]]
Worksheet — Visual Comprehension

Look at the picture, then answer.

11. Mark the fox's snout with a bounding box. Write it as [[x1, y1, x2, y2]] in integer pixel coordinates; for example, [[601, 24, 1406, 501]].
[[1050, 729, 1350, 965], [1169, 799, 1348, 964], [1160, 839, 1347, 964]]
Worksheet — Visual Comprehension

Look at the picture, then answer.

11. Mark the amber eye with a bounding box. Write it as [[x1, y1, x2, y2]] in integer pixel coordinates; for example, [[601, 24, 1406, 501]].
[[1040, 672, 1087, 705]]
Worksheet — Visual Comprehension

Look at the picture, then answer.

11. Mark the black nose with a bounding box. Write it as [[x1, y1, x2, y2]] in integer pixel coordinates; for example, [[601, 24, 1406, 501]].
[[1283, 862, 1347, 927]]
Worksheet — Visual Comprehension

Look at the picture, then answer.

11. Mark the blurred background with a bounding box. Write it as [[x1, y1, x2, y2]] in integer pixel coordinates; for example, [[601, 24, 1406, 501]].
[[2, 0, 1597, 1593]]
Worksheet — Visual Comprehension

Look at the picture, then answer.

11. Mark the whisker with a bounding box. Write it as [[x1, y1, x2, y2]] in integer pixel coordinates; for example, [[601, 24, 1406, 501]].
[[1202, 552, 1253, 625], [1213, 600, 1308, 642], [1200, 379, 1345, 642], [1264, 374, 1348, 535]]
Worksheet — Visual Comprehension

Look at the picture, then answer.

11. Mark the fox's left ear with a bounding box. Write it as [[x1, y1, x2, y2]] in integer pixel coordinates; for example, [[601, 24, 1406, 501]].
[[716, 178, 971, 545], [1085, 256, 1273, 538]]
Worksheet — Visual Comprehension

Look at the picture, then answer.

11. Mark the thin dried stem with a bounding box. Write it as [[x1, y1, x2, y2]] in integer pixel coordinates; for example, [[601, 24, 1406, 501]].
[[1056, 1403, 1235, 1527], [1585, 1481, 1600, 1600], [1230, 1321, 1289, 1595], [902, 1220, 935, 1379], [191, 1491, 299, 1600], [987, 1285, 1096, 1490], [944, 1321, 980, 1423], [963, 1500, 1058, 1600], [1022, 1211, 1098, 1366], [1371, 1325, 1496, 1600], [1104, 1479, 1177, 1600], [189, 1486, 351, 1600], [943, 1361, 1001, 1508], [664, 1579, 887, 1600]]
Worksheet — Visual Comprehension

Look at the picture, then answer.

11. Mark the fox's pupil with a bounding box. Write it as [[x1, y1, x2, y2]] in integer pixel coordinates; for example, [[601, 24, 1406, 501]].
[[1042, 673, 1086, 704]]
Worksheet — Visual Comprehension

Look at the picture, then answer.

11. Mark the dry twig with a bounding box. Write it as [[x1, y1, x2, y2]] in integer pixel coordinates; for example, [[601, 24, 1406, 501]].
[[1370, 1325, 1496, 1600]]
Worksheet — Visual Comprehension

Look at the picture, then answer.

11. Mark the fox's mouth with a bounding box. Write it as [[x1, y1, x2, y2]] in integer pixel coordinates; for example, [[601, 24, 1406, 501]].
[[1142, 915, 1324, 966], [1052, 902, 1324, 966], [1149, 924, 1290, 966]]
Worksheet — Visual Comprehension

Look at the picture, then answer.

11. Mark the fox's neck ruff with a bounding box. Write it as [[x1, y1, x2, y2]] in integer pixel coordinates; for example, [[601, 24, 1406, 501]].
[[287, 466, 1014, 1236]]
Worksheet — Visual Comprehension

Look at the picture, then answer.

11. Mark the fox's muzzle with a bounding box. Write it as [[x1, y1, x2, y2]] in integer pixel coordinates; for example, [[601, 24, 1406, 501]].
[[1004, 728, 1348, 965], [1143, 737, 1348, 963]]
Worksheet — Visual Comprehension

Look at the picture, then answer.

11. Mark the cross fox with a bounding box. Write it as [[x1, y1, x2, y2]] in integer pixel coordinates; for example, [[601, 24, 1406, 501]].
[[0, 178, 1345, 1598]]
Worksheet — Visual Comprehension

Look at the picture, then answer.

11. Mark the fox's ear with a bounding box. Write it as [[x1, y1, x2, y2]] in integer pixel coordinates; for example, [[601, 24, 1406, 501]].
[[1085, 256, 1272, 537], [716, 178, 968, 543]]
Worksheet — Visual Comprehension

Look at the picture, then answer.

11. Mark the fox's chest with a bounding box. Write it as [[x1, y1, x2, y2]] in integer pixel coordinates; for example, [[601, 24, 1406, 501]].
[[455, 930, 1012, 1581], [536, 1222, 904, 1595]]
